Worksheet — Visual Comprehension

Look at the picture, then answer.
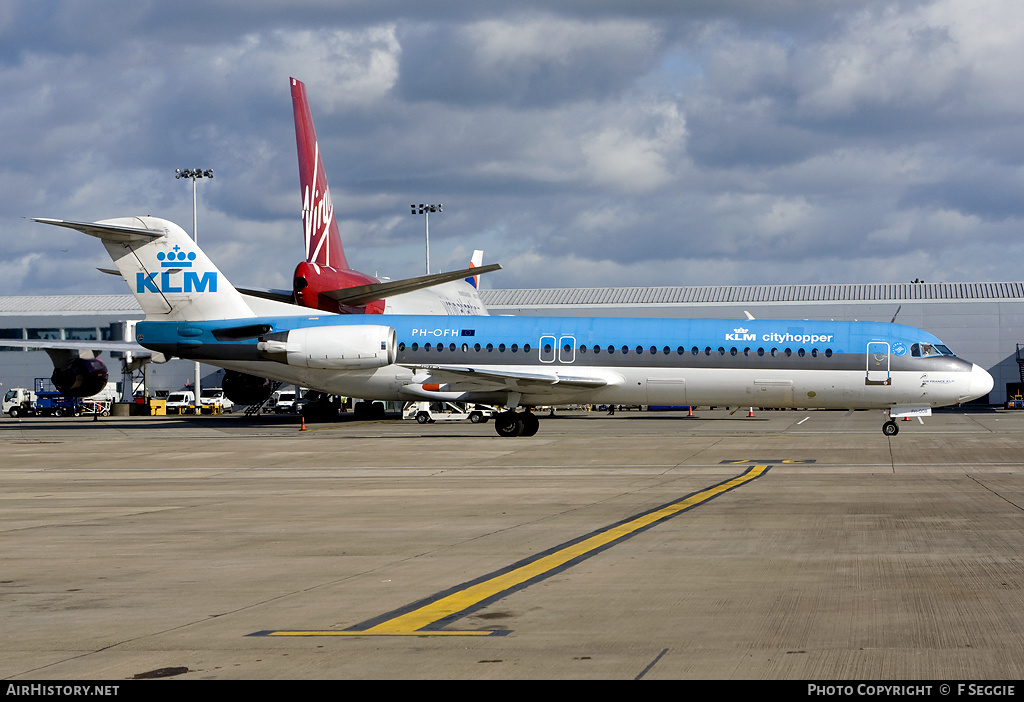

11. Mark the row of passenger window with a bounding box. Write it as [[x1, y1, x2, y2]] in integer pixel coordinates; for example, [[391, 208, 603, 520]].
[[399, 341, 834, 358]]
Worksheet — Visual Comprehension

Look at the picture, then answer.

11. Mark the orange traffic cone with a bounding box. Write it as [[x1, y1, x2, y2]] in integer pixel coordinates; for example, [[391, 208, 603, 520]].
[[300, 416, 306, 431], [747, 407, 754, 417]]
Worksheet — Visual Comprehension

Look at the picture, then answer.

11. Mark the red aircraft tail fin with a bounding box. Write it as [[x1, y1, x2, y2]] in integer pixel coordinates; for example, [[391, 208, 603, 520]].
[[291, 77, 348, 270]]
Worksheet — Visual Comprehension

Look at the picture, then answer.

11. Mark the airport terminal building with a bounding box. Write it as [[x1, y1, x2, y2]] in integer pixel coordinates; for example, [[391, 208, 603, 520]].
[[2, 283, 1023, 404], [0, 295, 225, 398]]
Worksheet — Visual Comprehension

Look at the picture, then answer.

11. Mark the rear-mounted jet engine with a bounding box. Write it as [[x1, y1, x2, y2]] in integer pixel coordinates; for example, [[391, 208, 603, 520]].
[[257, 325, 396, 370]]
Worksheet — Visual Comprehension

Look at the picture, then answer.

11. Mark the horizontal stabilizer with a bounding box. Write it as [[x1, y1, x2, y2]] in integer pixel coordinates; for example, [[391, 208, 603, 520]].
[[32, 218, 166, 244], [323, 264, 501, 307], [236, 288, 297, 305]]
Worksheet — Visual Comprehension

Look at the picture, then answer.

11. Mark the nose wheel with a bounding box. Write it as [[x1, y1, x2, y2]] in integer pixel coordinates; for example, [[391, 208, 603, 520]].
[[882, 420, 899, 436]]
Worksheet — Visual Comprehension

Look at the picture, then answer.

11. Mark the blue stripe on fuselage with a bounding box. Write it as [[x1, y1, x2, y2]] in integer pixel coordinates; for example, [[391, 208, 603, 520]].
[[135, 314, 946, 359]]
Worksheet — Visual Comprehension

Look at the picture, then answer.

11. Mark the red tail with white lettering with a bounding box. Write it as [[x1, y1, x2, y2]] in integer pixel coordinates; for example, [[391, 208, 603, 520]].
[[292, 77, 348, 270], [291, 77, 383, 313], [289, 77, 493, 316]]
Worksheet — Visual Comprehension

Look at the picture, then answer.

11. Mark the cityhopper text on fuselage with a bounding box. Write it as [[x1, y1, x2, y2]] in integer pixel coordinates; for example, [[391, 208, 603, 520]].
[[30, 215, 993, 437]]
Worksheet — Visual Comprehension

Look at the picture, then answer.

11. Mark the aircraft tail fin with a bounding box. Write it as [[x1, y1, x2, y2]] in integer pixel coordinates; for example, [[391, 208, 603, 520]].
[[291, 77, 348, 270], [466, 250, 484, 289], [32, 217, 255, 322]]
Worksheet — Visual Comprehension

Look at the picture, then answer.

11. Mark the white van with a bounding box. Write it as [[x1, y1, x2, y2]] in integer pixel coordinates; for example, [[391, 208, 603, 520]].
[[402, 402, 494, 424], [272, 389, 308, 414], [199, 387, 233, 413], [165, 391, 196, 414]]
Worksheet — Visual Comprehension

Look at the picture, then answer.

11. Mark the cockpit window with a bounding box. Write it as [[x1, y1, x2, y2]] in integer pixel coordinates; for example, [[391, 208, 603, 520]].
[[912, 342, 954, 358]]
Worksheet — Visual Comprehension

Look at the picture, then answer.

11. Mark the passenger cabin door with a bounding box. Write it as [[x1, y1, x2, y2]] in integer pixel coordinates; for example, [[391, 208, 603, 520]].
[[866, 342, 891, 385], [539, 335, 576, 364]]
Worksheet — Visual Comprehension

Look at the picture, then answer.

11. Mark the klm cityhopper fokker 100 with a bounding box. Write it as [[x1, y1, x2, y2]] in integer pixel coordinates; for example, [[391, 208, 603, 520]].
[[31, 216, 993, 437]]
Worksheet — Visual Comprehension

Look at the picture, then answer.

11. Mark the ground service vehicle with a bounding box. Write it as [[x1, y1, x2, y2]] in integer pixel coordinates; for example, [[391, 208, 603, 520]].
[[4, 380, 114, 417], [403, 401, 494, 424], [165, 391, 196, 414], [199, 387, 233, 413], [3, 388, 37, 417], [272, 390, 300, 414]]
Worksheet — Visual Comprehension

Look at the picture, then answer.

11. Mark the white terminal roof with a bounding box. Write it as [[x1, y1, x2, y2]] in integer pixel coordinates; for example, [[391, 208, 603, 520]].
[[479, 282, 1024, 307], [0, 295, 144, 317]]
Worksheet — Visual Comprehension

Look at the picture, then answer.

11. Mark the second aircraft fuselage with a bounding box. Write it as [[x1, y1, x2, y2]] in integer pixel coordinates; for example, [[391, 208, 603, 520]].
[[135, 314, 993, 410]]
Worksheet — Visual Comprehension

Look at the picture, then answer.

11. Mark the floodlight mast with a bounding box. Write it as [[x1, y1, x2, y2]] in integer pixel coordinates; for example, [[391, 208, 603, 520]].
[[174, 168, 213, 406], [410, 203, 442, 275], [175, 169, 214, 242]]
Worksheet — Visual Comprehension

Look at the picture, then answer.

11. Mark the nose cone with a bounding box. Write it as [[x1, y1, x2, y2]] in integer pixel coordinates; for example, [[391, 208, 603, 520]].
[[965, 364, 994, 402]]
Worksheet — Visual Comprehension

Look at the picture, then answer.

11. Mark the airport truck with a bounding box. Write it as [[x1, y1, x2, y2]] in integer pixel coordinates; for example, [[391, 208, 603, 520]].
[[27, 378, 116, 417], [3, 387, 37, 417]]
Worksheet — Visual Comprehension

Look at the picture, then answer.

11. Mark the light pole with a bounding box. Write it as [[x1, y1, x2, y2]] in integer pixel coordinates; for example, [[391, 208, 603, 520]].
[[410, 203, 442, 275], [175, 168, 213, 408]]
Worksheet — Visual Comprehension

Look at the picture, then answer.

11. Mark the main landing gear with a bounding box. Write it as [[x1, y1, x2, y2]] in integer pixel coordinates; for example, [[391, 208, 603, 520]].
[[494, 410, 539, 437], [882, 419, 899, 436]]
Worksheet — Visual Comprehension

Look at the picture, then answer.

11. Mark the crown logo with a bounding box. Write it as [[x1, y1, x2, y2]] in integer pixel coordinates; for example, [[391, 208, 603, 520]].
[[157, 245, 196, 268], [733, 327, 748, 334]]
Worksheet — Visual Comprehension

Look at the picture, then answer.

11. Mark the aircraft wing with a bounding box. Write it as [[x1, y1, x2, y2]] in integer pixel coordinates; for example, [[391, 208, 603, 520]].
[[401, 363, 612, 395], [0, 339, 166, 365], [1, 339, 147, 353], [322, 264, 501, 307]]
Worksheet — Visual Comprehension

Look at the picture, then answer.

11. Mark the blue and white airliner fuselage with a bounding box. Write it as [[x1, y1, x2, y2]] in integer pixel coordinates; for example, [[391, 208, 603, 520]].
[[133, 312, 993, 434], [32, 216, 993, 437]]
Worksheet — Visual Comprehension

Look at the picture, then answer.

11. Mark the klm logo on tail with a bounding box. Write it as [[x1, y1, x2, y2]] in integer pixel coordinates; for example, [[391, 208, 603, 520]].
[[137, 244, 218, 293], [137, 271, 217, 294]]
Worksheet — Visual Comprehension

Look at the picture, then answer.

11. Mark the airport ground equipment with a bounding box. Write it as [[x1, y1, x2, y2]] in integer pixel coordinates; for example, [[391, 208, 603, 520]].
[[3, 387, 37, 417], [242, 380, 282, 416], [199, 387, 233, 414], [403, 401, 494, 424], [33, 378, 87, 416], [165, 390, 196, 415], [1008, 391, 1024, 410]]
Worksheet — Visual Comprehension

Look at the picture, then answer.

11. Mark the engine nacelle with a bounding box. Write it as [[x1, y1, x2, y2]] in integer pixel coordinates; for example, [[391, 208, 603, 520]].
[[258, 325, 397, 370], [222, 371, 277, 406], [51, 357, 109, 398]]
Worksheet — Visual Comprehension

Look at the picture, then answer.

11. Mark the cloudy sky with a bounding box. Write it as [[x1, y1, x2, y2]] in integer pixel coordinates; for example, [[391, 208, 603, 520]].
[[1, 1, 1022, 297]]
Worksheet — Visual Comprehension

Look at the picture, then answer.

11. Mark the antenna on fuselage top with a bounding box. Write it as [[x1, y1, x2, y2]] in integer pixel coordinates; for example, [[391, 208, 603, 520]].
[[890, 305, 902, 324]]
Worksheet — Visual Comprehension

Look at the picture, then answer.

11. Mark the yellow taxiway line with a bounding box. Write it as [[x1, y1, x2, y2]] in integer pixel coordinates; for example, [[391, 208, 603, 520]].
[[253, 464, 771, 637]]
